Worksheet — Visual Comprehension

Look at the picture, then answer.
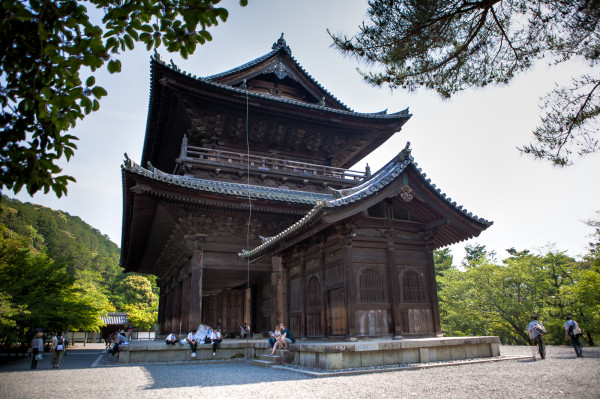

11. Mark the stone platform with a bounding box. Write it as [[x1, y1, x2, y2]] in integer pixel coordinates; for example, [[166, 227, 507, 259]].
[[117, 339, 271, 364], [117, 336, 500, 370]]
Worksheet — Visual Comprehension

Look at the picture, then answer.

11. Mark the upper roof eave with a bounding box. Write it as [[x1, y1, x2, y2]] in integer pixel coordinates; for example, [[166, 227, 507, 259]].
[[153, 56, 411, 122]]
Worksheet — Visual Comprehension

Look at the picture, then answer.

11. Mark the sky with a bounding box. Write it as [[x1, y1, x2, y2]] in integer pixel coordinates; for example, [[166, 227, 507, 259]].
[[7, 0, 600, 264]]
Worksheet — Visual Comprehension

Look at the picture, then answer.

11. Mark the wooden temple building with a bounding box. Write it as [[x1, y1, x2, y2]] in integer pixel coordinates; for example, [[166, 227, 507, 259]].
[[120, 35, 492, 340]]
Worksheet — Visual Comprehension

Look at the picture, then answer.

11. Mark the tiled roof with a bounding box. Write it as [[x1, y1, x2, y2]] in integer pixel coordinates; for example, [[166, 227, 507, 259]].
[[122, 162, 333, 205], [239, 143, 492, 259], [205, 34, 352, 111], [100, 313, 128, 326], [153, 41, 410, 121]]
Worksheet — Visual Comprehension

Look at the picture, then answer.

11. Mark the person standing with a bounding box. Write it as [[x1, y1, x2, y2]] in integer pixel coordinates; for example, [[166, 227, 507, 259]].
[[527, 316, 546, 360], [564, 315, 584, 357], [51, 332, 66, 368], [31, 332, 44, 369]]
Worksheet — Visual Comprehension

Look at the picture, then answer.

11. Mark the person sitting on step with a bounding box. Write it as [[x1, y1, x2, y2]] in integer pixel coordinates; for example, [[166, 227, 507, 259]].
[[187, 329, 199, 357], [165, 330, 178, 345], [208, 327, 221, 356]]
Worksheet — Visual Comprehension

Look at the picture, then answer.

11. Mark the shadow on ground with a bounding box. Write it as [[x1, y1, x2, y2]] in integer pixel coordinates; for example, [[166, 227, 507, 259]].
[[139, 361, 313, 390]]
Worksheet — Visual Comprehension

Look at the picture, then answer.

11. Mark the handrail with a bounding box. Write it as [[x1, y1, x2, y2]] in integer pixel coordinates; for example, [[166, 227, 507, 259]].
[[180, 145, 366, 181]]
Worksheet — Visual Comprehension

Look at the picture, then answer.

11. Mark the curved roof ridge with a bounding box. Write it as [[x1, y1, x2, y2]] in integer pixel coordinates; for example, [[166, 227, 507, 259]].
[[240, 146, 492, 259]]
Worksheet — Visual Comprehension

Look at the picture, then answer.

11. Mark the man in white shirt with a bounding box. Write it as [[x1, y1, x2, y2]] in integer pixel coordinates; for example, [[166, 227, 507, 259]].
[[209, 328, 221, 356], [165, 331, 178, 345], [527, 315, 546, 359], [187, 329, 198, 357], [564, 316, 583, 357]]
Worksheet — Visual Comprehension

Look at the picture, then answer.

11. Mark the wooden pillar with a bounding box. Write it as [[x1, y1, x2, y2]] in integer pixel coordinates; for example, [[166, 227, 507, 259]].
[[270, 255, 283, 328], [244, 287, 251, 330], [181, 274, 191, 332], [158, 288, 166, 334], [189, 250, 204, 330], [173, 281, 183, 333], [300, 254, 307, 338], [342, 236, 353, 338], [164, 287, 173, 333], [320, 243, 327, 339], [386, 241, 401, 339], [426, 242, 443, 336]]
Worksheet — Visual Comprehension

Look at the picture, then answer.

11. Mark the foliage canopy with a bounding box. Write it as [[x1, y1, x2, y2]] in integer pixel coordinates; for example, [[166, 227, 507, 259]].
[[0, 0, 247, 198], [0, 195, 158, 346], [330, 0, 600, 166]]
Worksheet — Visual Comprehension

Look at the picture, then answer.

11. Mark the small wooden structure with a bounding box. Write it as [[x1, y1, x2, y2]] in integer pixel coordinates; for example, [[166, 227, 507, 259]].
[[120, 35, 491, 340]]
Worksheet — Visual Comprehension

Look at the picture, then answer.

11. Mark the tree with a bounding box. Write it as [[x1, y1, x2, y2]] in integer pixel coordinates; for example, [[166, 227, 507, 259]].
[[0, 226, 105, 345], [0, 0, 247, 197], [330, 0, 600, 166]]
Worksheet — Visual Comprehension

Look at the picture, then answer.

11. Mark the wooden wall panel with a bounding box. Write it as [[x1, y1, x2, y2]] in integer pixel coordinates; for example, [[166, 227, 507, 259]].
[[354, 309, 393, 336], [289, 277, 302, 312]]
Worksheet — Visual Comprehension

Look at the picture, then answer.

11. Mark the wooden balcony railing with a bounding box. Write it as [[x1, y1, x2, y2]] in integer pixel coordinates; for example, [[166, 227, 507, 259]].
[[178, 138, 367, 182]]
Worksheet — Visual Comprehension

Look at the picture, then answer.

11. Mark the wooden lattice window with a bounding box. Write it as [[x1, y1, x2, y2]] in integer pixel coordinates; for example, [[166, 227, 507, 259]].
[[307, 276, 321, 308], [359, 268, 385, 304], [401, 270, 426, 303]]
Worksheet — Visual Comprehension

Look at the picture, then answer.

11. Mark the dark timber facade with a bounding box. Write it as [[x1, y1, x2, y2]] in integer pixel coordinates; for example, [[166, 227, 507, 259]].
[[120, 36, 491, 339]]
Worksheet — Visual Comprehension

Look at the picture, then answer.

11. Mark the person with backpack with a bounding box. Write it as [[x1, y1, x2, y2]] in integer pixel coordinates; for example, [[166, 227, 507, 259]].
[[527, 315, 546, 359], [564, 315, 584, 358], [51, 332, 67, 368]]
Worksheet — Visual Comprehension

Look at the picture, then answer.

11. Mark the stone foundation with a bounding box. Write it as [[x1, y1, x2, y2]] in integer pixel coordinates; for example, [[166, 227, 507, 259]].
[[117, 336, 500, 370], [289, 336, 500, 370]]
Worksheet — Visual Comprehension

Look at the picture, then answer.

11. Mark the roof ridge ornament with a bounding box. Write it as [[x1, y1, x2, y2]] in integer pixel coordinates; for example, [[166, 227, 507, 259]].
[[272, 33, 291, 54], [397, 141, 411, 162]]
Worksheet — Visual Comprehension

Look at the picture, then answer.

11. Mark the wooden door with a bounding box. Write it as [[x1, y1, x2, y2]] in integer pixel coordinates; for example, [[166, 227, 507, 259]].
[[328, 288, 346, 336]]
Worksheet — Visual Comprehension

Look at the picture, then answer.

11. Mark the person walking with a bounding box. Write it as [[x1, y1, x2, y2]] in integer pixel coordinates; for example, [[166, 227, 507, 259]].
[[51, 332, 67, 368], [564, 315, 584, 358], [527, 315, 546, 360], [31, 332, 44, 369]]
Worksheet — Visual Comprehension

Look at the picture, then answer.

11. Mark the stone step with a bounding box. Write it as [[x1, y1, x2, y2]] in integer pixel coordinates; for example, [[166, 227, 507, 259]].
[[259, 353, 284, 364], [252, 359, 273, 368]]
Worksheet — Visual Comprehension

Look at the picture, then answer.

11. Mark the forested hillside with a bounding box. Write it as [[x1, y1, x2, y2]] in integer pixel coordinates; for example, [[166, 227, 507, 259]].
[[0, 195, 157, 346]]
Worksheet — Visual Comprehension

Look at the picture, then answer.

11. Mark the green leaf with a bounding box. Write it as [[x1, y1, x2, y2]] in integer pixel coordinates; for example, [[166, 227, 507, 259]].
[[86, 76, 95, 87]]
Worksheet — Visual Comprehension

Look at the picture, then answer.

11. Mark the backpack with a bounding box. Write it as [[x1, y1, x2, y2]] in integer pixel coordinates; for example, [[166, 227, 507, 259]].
[[533, 323, 546, 335], [55, 337, 64, 351], [568, 322, 582, 337]]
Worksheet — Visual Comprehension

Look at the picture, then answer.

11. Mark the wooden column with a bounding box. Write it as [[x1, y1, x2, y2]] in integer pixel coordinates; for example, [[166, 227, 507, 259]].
[[270, 255, 284, 327], [342, 236, 353, 338], [425, 242, 443, 336], [189, 250, 204, 330], [386, 241, 401, 339], [300, 254, 307, 338], [181, 273, 191, 332], [164, 287, 173, 333], [158, 288, 166, 334], [244, 287, 251, 329], [172, 280, 182, 333]]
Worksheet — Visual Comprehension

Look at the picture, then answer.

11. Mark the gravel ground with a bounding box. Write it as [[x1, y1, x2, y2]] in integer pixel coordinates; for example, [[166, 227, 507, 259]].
[[0, 344, 597, 399]]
